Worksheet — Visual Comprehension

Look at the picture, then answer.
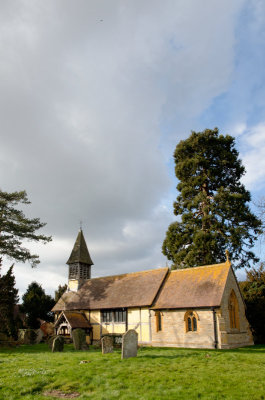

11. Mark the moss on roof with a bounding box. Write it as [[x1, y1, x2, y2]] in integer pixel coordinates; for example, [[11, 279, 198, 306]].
[[52, 267, 169, 311], [152, 261, 231, 309]]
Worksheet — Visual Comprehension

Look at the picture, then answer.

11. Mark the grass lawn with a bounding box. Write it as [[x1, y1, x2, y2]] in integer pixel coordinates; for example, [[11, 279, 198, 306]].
[[0, 344, 265, 400]]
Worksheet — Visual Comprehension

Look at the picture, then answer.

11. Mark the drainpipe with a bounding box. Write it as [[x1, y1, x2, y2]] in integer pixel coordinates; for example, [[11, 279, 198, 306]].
[[211, 307, 218, 349]]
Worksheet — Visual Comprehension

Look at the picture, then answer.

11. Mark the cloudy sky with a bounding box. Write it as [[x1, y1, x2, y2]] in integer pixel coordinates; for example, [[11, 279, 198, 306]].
[[1, 0, 265, 298]]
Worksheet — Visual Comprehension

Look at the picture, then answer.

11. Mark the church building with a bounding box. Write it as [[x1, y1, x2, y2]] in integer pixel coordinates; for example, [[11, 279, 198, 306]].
[[52, 230, 254, 349]]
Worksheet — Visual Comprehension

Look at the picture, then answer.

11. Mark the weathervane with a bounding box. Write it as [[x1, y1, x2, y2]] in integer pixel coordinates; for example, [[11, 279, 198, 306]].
[[79, 220, 83, 231]]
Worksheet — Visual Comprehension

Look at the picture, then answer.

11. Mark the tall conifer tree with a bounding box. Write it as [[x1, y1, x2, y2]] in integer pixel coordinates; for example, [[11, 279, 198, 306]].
[[0, 266, 19, 337], [162, 128, 262, 269], [21, 282, 55, 329]]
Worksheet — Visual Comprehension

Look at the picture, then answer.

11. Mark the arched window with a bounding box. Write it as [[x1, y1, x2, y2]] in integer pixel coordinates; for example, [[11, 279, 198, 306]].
[[155, 311, 163, 332], [228, 290, 240, 330], [184, 311, 198, 332]]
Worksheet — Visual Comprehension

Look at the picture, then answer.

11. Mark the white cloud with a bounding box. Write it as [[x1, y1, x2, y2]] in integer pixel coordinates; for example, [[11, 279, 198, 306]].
[[236, 123, 265, 189], [231, 122, 247, 137], [0, 0, 247, 295]]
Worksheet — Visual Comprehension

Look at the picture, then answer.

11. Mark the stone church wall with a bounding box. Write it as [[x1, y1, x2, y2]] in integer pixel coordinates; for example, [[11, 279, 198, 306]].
[[217, 268, 253, 349], [151, 309, 216, 348]]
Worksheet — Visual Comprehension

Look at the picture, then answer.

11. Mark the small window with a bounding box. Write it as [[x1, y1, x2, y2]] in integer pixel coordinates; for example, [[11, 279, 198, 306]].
[[185, 311, 198, 332], [155, 311, 162, 332], [114, 310, 126, 323], [193, 316, 197, 331], [102, 310, 113, 323], [187, 317, 192, 331]]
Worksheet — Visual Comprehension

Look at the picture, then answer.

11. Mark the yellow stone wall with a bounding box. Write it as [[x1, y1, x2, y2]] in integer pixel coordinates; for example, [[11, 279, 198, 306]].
[[217, 268, 253, 349], [151, 309, 216, 348]]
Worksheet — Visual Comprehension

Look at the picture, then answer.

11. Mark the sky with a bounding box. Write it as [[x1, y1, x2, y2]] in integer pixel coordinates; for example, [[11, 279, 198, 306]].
[[1, 0, 265, 298]]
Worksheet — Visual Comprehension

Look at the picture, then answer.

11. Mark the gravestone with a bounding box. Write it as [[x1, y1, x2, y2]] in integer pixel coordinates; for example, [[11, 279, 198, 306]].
[[35, 329, 44, 344], [48, 335, 57, 349], [52, 336, 64, 352], [72, 329, 88, 351], [18, 329, 37, 345], [121, 329, 138, 359], [101, 336, 113, 354]]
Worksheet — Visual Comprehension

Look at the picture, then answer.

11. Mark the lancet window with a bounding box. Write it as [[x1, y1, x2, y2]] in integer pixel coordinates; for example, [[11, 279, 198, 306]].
[[228, 290, 240, 330], [184, 310, 198, 332]]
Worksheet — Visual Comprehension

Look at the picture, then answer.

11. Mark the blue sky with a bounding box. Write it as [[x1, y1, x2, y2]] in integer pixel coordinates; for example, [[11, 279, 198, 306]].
[[0, 0, 265, 296]]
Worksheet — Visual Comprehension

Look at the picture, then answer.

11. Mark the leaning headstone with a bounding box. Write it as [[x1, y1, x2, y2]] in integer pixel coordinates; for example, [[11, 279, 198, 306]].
[[101, 336, 113, 354], [48, 335, 57, 349], [72, 329, 88, 351], [35, 329, 44, 344], [121, 329, 138, 359], [52, 336, 64, 352], [19, 329, 37, 345]]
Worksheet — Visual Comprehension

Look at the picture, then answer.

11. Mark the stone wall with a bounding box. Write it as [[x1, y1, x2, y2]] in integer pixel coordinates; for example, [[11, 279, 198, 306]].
[[151, 309, 216, 349], [217, 268, 253, 349]]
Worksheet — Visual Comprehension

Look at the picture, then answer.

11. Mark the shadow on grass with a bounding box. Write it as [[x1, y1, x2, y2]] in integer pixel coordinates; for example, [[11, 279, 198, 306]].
[[138, 345, 265, 358], [139, 353, 202, 360], [0, 343, 102, 354], [227, 345, 265, 354], [1, 343, 265, 356]]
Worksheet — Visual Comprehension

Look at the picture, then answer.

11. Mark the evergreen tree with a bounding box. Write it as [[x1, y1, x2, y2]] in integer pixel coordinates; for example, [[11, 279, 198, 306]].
[[163, 128, 262, 269], [239, 264, 265, 343], [0, 266, 19, 337], [54, 284, 67, 302], [0, 189, 51, 268], [21, 282, 55, 329]]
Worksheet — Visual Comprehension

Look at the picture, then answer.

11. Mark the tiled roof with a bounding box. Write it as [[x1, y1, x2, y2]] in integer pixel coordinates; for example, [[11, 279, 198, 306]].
[[52, 268, 168, 311], [152, 262, 230, 309], [55, 311, 91, 329], [66, 230, 93, 265]]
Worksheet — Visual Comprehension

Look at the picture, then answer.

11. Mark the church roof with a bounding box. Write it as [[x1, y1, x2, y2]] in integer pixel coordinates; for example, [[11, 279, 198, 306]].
[[66, 230, 93, 265], [53, 261, 232, 312], [55, 311, 91, 329], [52, 267, 169, 311], [152, 261, 231, 309]]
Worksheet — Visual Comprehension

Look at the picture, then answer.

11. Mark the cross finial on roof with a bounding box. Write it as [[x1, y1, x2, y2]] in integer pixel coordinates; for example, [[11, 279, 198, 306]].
[[225, 249, 230, 264], [80, 220, 83, 231]]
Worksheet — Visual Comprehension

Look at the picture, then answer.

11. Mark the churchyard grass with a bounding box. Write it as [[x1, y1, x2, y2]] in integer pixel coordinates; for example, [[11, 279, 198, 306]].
[[0, 344, 265, 400]]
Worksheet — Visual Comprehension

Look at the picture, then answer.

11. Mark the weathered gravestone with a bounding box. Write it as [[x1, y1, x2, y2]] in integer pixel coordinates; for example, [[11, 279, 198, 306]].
[[52, 336, 64, 352], [48, 335, 57, 349], [121, 329, 138, 359], [18, 329, 37, 345], [72, 329, 88, 351], [35, 329, 44, 344], [101, 336, 113, 354]]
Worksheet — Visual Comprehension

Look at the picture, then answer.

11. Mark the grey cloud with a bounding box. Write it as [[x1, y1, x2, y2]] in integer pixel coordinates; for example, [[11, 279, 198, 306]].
[[0, 0, 245, 295]]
